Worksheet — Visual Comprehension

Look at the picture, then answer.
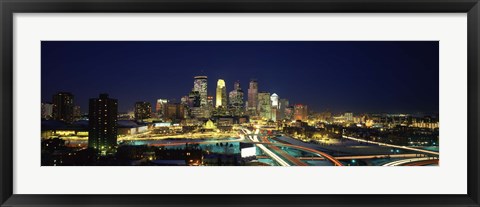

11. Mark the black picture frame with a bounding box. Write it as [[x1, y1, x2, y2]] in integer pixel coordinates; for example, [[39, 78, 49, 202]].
[[1, 0, 479, 206]]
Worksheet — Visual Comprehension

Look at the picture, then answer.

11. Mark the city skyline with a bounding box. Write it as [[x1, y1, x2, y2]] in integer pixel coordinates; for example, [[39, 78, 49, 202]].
[[41, 41, 439, 167], [41, 41, 439, 114]]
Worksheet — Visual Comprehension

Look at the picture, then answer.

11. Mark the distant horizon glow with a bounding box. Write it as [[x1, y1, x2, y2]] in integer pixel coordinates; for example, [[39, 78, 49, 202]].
[[41, 41, 439, 114]]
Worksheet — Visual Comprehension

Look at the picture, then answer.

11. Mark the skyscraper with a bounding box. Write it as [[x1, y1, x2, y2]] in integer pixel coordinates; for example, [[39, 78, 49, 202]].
[[155, 99, 168, 117], [88, 94, 118, 155], [270, 93, 279, 109], [278, 98, 289, 120], [247, 80, 258, 114], [257, 92, 272, 120], [229, 80, 244, 109], [52, 92, 74, 122], [193, 76, 208, 107], [216, 79, 227, 108], [134, 101, 152, 120], [165, 103, 185, 121]]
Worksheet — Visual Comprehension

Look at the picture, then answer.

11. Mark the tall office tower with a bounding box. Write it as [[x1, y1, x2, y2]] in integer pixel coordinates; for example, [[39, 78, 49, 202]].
[[52, 92, 75, 122], [247, 80, 258, 114], [134, 101, 152, 120], [165, 103, 185, 121], [88, 94, 118, 155], [229, 81, 244, 109], [294, 104, 308, 121], [278, 98, 289, 120], [257, 92, 272, 120], [155, 99, 168, 117], [41, 102, 53, 120], [216, 79, 227, 108], [188, 90, 201, 108], [193, 76, 208, 107], [270, 93, 279, 109]]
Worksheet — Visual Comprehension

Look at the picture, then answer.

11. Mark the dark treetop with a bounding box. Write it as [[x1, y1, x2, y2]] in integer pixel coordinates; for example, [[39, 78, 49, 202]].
[[41, 41, 439, 114]]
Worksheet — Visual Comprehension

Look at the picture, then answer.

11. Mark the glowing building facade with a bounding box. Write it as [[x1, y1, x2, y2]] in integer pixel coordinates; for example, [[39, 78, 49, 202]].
[[270, 93, 279, 108], [156, 99, 168, 117], [294, 104, 308, 121], [193, 76, 208, 107], [216, 79, 227, 108], [229, 81, 244, 109], [247, 80, 258, 114], [257, 92, 272, 120]]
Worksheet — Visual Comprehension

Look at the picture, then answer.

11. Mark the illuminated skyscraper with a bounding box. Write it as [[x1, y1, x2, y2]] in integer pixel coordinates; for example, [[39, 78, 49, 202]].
[[270, 93, 279, 109], [247, 80, 258, 114], [216, 79, 227, 108], [52, 92, 74, 122], [278, 98, 289, 120], [257, 92, 272, 120], [88, 94, 118, 155], [193, 76, 208, 107], [134, 101, 152, 120], [294, 104, 308, 121], [156, 99, 168, 117], [229, 81, 244, 108]]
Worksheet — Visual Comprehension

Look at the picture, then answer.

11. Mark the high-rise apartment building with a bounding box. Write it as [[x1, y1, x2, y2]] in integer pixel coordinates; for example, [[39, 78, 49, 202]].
[[88, 94, 118, 155]]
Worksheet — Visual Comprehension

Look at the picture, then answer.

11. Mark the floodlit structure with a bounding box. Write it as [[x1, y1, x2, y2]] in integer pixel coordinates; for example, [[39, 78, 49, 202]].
[[216, 79, 227, 108], [257, 92, 272, 120], [270, 93, 279, 108], [193, 76, 208, 107], [247, 79, 258, 114]]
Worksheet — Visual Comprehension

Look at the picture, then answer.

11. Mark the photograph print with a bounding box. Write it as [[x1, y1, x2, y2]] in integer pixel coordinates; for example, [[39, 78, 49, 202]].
[[41, 41, 439, 166]]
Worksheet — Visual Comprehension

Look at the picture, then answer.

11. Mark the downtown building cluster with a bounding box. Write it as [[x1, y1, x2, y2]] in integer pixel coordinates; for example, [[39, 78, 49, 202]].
[[149, 76, 309, 123], [41, 75, 309, 155]]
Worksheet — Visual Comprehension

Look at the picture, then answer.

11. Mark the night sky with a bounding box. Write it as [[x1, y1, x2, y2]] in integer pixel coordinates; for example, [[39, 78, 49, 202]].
[[41, 41, 439, 114]]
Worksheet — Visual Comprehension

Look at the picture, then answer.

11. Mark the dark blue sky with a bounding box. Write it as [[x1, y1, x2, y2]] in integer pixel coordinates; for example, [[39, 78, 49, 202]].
[[41, 41, 439, 114]]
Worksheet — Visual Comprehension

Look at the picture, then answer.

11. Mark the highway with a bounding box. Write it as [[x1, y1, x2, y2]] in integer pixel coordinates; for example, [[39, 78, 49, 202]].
[[295, 153, 423, 160], [342, 135, 439, 156], [257, 132, 308, 166], [382, 157, 438, 166], [242, 128, 291, 166]]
